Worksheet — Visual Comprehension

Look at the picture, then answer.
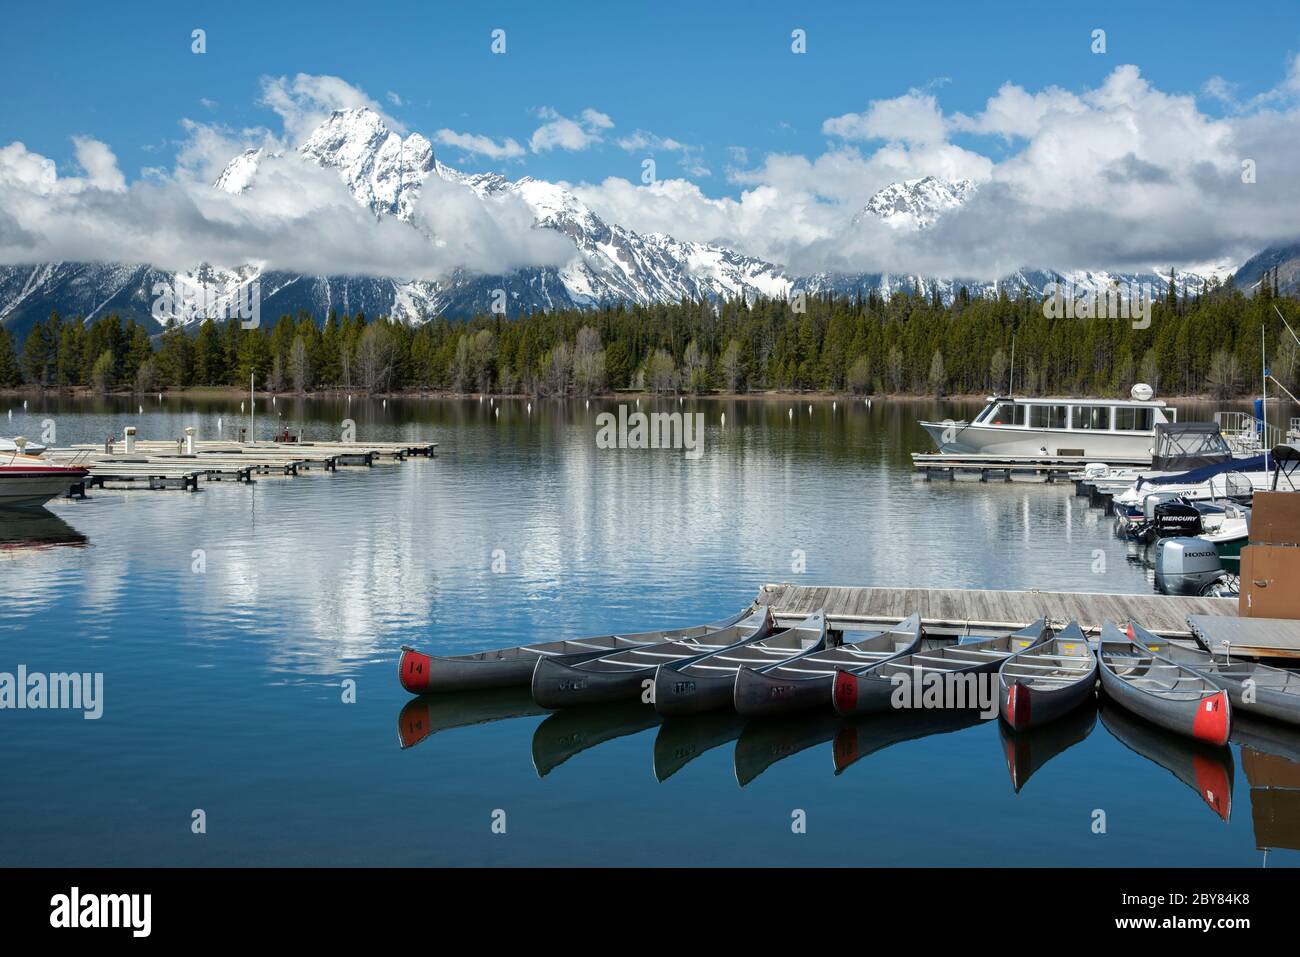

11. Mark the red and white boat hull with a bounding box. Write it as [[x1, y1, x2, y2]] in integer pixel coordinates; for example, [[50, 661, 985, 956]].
[[0, 464, 88, 508]]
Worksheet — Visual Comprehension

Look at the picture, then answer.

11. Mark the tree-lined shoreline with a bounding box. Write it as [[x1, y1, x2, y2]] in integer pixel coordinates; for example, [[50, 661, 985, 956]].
[[1, 281, 1295, 401]]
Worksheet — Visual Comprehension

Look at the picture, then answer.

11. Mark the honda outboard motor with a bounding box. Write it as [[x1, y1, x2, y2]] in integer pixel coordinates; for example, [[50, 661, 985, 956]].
[[1152, 501, 1203, 538], [1154, 538, 1224, 596]]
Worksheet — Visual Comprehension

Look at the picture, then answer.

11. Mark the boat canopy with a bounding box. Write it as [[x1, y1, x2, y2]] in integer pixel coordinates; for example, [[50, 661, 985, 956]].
[[1141, 452, 1268, 488], [1149, 423, 1233, 471]]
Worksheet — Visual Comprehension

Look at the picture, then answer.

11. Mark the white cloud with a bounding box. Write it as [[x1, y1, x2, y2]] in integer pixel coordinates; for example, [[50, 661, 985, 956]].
[[71, 136, 126, 191], [259, 73, 404, 145], [5, 66, 1300, 287], [434, 128, 525, 160], [529, 107, 611, 152], [823, 90, 948, 146], [0, 77, 572, 281], [577, 63, 1300, 278], [616, 130, 686, 152], [386, 91, 403, 106]]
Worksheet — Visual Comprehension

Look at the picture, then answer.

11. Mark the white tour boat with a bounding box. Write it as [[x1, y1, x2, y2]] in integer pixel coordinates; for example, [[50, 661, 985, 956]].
[[919, 384, 1173, 460]]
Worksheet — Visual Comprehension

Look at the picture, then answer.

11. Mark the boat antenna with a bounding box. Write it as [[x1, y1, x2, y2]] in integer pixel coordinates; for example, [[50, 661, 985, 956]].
[[1008, 335, 1015, 397], [1262, 325, 1270, 473]]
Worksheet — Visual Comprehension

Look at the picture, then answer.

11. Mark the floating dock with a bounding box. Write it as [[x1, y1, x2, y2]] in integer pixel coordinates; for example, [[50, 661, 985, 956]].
[[44, 435, 436, 495], [912, 451, 1149, 483], [757, 582, 1236, 640]]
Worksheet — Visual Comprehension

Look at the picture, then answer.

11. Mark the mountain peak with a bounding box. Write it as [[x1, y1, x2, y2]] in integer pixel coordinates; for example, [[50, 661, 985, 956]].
[[299, 108, 434, 220], [855, 176, 977, 230], [213, 147, 265, 194]]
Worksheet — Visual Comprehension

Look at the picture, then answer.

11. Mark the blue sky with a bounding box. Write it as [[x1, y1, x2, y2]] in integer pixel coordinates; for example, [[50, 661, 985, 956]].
[[2, 0, 1298, 190]]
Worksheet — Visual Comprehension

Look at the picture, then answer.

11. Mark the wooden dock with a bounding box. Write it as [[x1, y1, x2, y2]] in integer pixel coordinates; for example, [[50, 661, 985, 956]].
[[757, 582, 1236, 638], [43, 435, 436, 496], [912, 451, 1148, 483], [1187, 615, 1300, 660]]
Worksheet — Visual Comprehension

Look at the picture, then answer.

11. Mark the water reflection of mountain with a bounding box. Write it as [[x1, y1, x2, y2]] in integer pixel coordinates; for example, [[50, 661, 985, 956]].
[[0, 508, 88, 552]]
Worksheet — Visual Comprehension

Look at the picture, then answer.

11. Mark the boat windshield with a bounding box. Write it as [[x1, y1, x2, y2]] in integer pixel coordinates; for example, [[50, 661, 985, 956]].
[[985, 401, 1023, 426], [1150, 423, 1233, 470]]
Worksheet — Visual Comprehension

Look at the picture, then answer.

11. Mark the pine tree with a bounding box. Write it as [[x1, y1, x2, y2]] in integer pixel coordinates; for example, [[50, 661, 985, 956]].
[[0, 326, 23, 386]]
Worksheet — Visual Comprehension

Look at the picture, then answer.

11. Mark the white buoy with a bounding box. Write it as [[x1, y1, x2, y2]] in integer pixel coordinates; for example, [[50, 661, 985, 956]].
[[6, 410, 10, 420], [868, 398, 872, 409], [494, 407, 499, 418], [808, 404, 812, 414], [721, 412, 726, 426], [527, 402, 532, 414], [479, 395, 483, 404], [23, 400, 28, 410], [585, 399, 589, 409], [788, 408, 793, 419], [217, 417, 222, 435], [636, 399, 640, 408], [139, 405, 143, 415], [158, 393, 162, 401], [240, 401, 245, 413], [383, 399, 387, 408], [833, 401, 837, 411], [678, 396, 682, 405]]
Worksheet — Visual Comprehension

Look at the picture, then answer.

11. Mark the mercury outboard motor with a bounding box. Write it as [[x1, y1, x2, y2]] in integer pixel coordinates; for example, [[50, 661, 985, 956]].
[[1154, 538, 1225, 596], [1152, 501, 1203, 538], [1142, 491, 1182, 522]]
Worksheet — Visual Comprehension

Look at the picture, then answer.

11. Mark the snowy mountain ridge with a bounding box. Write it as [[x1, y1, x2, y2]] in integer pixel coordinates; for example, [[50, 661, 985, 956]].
[[0, 108, 1238, 338]]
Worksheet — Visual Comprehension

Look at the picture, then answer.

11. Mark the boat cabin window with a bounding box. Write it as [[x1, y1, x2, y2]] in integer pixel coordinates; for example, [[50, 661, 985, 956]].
[[986, 402, 1023, 426], [1114, 407, 1154, 431], [1028, 404, 1068, 429], [1073, 406, 1111, 430]]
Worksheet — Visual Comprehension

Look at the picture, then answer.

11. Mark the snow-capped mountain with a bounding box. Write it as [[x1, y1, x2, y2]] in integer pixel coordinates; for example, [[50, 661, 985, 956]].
[[821, 175, 1220, 302], [0, 109, 1251, 340], [851, 175, 977, 230], [194, 108, 795, 325]]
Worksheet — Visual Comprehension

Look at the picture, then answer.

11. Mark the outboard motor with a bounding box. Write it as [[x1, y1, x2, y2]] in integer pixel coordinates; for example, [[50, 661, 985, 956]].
[[1152, 501, 1203, 538], [1154, 538, 1225, 596], [1142, 491, 1181, 523]]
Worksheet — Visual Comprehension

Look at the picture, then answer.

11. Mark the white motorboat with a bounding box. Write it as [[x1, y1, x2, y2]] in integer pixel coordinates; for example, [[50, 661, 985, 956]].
[[0, 440, 88, 509], [919, 384, 1173, 459], [1110, 453, 1273, 513]]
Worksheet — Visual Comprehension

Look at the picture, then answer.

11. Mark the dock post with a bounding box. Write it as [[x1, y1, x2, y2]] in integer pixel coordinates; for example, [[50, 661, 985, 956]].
[[124, 426, 137, 454], [184, 427, 195, 455]]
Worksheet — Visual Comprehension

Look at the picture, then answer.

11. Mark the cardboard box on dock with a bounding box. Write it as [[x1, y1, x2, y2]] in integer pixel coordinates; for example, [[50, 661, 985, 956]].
[[1240, 544, 1300, 618], [1249, 491, 1300, 546]]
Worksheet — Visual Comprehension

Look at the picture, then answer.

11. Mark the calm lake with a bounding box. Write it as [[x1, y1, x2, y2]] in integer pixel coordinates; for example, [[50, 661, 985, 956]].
[[1, 394, 1296, 866]]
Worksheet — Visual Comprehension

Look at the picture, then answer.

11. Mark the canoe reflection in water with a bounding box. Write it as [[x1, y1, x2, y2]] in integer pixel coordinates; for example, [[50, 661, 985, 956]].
[[1099, 699, 1234, 822], [998, 702, 1098, 793], [396, 689, 545, 750], [531, 702, 660, 777], [0, 507, 88, 553], [394, 678, 1298, 839]]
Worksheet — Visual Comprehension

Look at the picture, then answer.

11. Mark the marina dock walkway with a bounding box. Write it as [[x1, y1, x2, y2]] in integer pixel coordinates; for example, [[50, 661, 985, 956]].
[[758, 583, 1235, 638], [42, 436, 436, 495]]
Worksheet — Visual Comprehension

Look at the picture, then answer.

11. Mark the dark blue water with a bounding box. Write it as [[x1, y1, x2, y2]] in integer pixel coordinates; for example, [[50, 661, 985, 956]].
[[0, 395, 1295, 865]]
